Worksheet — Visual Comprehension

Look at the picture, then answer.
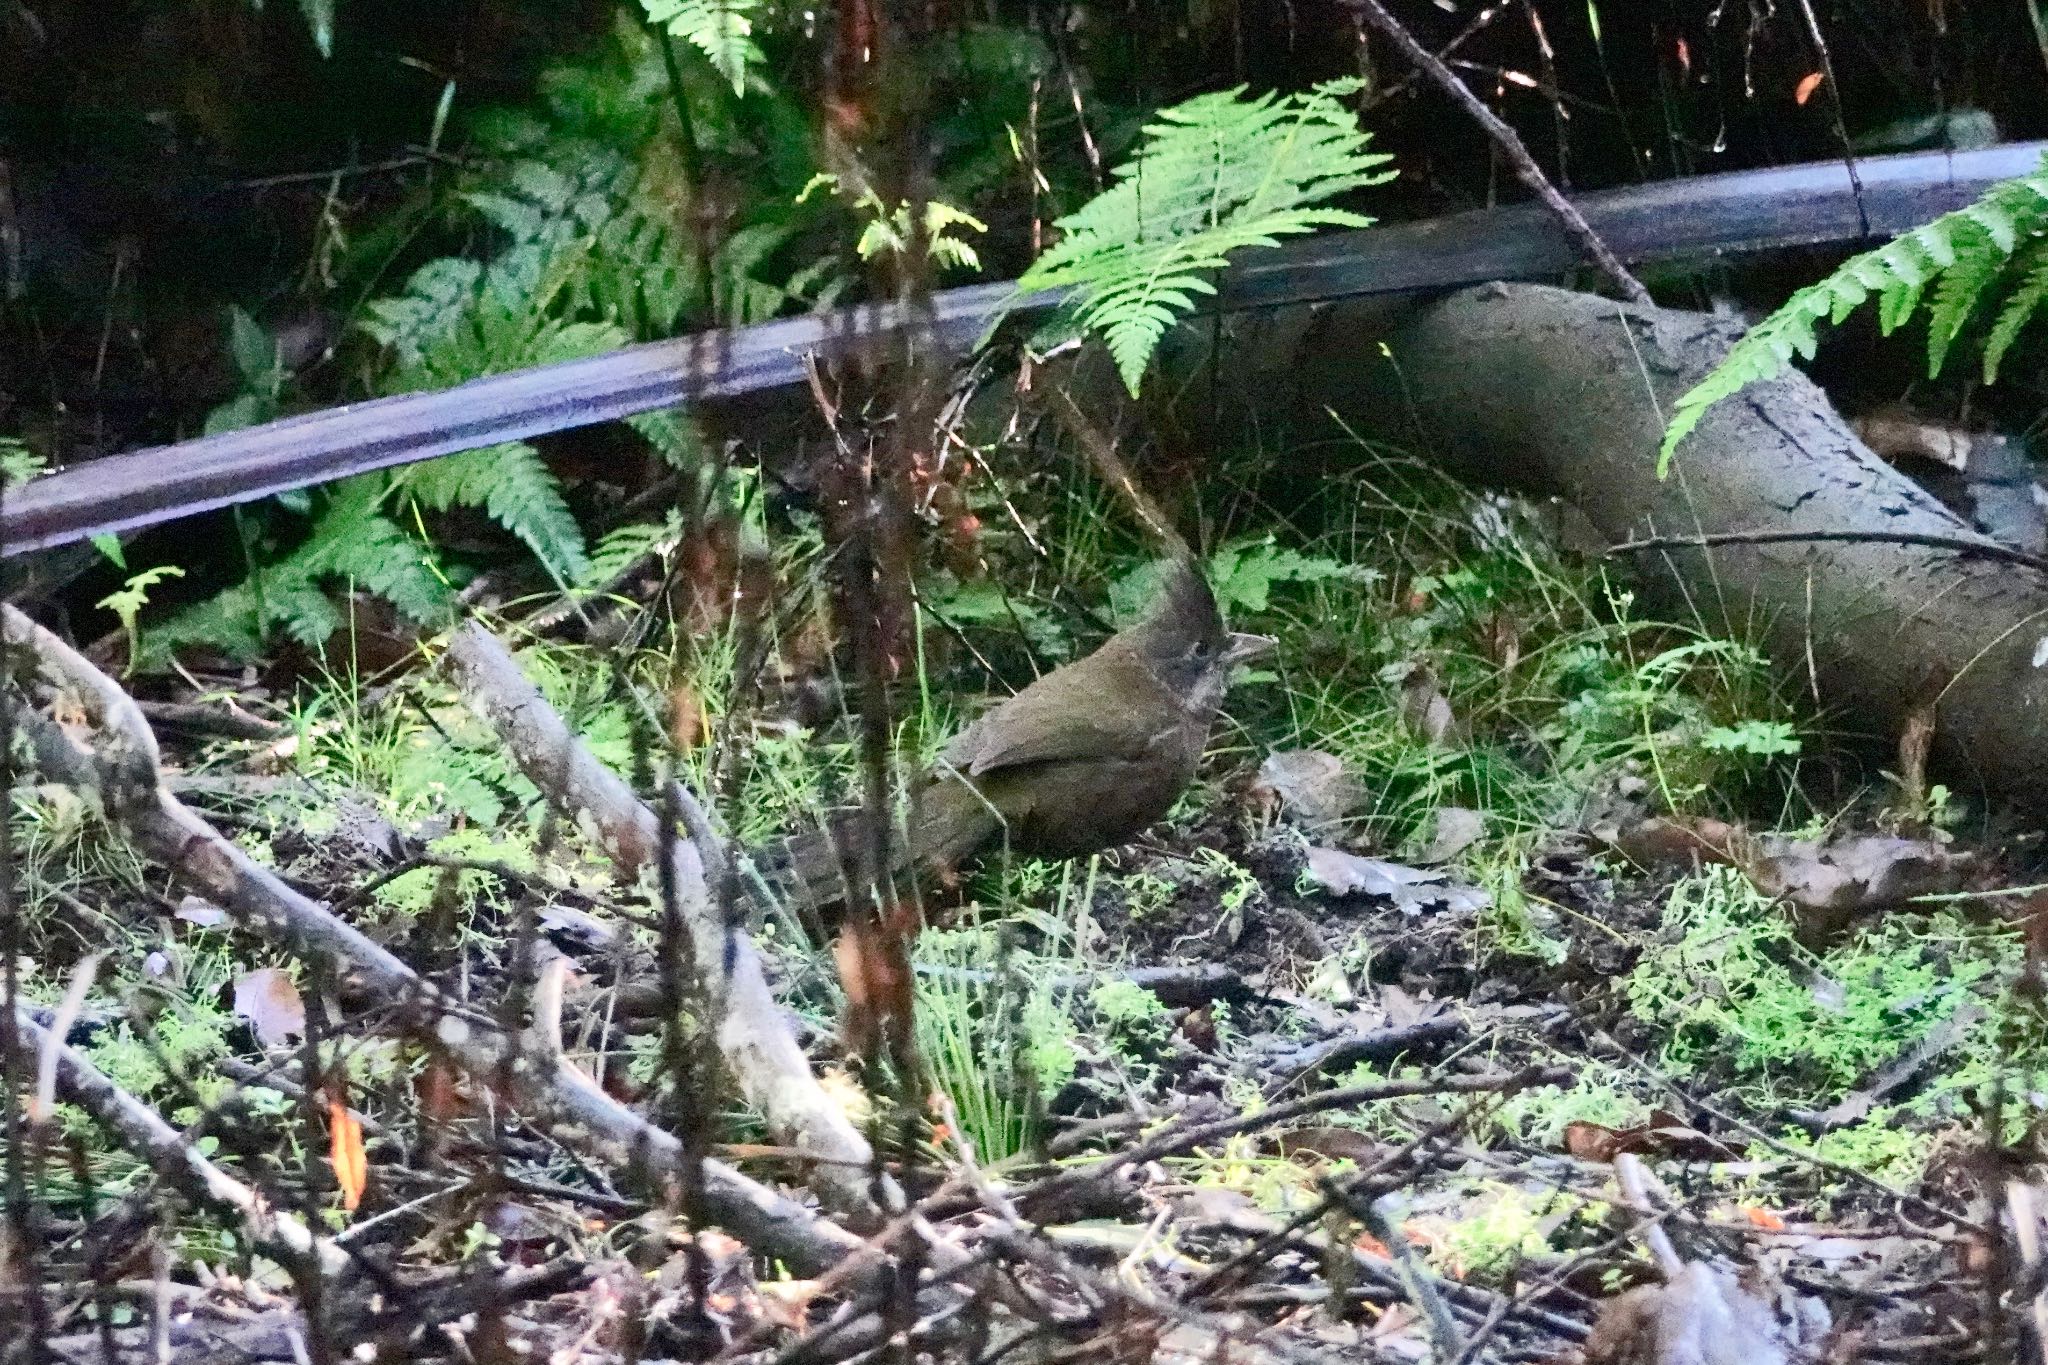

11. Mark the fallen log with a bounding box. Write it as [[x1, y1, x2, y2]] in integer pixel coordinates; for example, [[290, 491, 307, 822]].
[[1188, 282, 2048, 810], [4, 144, 2039, 554]]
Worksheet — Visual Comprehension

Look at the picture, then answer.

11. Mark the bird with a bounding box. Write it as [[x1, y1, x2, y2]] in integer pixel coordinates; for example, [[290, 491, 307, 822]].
[[762, 555, 1275, 909]]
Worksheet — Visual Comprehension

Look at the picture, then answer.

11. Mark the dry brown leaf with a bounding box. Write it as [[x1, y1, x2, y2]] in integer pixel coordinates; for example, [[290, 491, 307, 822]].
[[1250, 749, 1360, 827], [1303, 847, 1490, 915], [1275, 1126, 1386, 1165], [756, 1278, 822, 1332], [1417, 806, 1484, 864], [1895, 694, 1937, 825], [669, 684, 709, 750], [1605, 818, 1966, 925], [1479, 610, 1523, 673], [1564, 1110, 1736, 1163], [1750, 832, 1962, 918], [1605, 815, 1750, 871], [1397, 664, 1456, 745], [1583, 1261, 1829, 1365], [173, 895, 227, 928], [834, 902, 920, 1062], [1854, 408, 1972, 471], [232, 967, 305, 1047]]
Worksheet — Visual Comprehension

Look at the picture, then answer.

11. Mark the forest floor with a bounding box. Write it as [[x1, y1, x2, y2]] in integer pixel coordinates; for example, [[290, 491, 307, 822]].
[[8, 450, 2042, 1365]]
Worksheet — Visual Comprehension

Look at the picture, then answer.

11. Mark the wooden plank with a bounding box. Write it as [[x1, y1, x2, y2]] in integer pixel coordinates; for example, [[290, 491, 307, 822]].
[[5, 142, 2040, 556]]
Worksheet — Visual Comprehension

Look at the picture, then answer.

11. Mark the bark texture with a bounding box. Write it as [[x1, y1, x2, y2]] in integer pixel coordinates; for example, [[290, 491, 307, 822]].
[[1157, 283, 2048, 807]]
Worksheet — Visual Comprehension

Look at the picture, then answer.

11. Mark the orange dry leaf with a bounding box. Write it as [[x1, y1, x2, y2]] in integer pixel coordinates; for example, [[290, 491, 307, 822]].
[[670, 683, 709, 750], [1794, 71, 1825, 105], [1353, 1231, 1393, 1258], [328, 1096, 366, 1211], [1743, 1206, 1787, 1231], [834, 901, 921, 1062]]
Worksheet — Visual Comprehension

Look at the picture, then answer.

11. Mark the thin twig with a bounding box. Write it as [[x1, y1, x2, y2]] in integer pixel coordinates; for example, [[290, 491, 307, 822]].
[[1345, 0, 1651, 304], [1791, 0, 1868, 237], [7, 1004, 350, 1279], [3, 605, 870, 1277], [1043, 387, 1191, 559], [1332, 1184, 1467, 1359], [1594, 1029, 1983, 1234], [440, 619, 881, 1218], [1606, 527, 2048, 575], [1018, 1065, 1568, 1213]]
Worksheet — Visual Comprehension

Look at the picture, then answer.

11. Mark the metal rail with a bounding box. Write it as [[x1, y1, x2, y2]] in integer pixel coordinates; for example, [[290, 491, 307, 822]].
[[5, 142, 2040, 556]]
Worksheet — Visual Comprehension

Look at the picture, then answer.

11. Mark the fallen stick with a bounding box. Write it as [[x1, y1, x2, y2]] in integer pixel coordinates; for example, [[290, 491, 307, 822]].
[[4, 145, 2037, 554], [1, 605, 867, 1276], [1017, 1064, 1570, 1216], [440, 620, 877, 1216], [7, 1004, 351, 1280]]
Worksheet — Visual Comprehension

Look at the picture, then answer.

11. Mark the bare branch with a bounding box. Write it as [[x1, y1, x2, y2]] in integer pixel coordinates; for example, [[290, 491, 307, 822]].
[[6, 1003, 350, 1279], [2, 604, 869, 1276], [440, 619, 881, 1218]]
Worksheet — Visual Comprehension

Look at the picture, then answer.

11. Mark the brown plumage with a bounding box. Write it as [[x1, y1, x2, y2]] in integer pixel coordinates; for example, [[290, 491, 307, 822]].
[[764, 557, 1274, 907]]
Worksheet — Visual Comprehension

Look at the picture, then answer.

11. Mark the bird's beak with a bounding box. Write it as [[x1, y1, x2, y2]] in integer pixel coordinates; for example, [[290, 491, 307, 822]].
[[1224, 632, 1277, 667]]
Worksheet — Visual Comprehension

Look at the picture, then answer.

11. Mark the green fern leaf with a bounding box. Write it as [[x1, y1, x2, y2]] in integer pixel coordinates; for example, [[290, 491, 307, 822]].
[[401, 443, 589, 584], [151, 482, 451, 662], [1663, 155, 2048, 469], [1984, 239, 2048, 382], [1016, 81, 1393, 395], [640, 0, 761, 95]]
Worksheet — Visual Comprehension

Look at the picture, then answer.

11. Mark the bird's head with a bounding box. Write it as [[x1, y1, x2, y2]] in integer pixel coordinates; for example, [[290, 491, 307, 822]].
[[1128, 557, 1276, 713]]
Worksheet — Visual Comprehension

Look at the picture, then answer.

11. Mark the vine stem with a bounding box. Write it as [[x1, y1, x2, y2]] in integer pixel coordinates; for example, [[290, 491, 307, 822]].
[[1344, 0, 1652, 305]]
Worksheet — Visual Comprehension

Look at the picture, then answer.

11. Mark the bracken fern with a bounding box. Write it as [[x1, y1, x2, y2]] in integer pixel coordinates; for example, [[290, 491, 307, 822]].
[[639, 0, 763, 96], [1662, 154, 2048, 471], [1014, 80, 1393, 395]]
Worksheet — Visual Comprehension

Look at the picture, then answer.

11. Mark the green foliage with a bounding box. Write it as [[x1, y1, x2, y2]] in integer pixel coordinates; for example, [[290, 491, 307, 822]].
[[1432, 1185, 1555, 1284], [0, 436, 45, 487], [1664, 155, 2048, 468], [97, 566, 186, 676], [1490, 1069, 1651, 1146], [1180, 463, 1808, 856], [206, 307, 295, 436], [1014, 81, 1393, 394], [1110, 534, 1375, 624], [640, 0, 763, 95], [1625, 868, 1997, 1099], [1773, 1112, 1935, 1188], [1697, 719, 1802, 756], [157, 25, 831, 659], [916, 930, 1078, 1164], [374, 827, 538, 918], [153, 479, 451, 662], [799, 174, 989, 272], [1088, 978, 1171, 1060]]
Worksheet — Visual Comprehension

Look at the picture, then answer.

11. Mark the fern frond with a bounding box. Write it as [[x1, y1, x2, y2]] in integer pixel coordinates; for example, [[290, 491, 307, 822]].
[[151, 481, 451, 662], [1984, 239, 2048, 382], [579, 512, 684, 594], [399, 442, 590, 584], [640, 0, 762, 95], [1663, 156, 2048, 469], [1016, 81, 1393, 395]]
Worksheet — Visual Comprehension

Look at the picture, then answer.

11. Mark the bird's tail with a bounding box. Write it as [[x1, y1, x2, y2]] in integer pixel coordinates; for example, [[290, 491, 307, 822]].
[[747, 777, 999, 913]]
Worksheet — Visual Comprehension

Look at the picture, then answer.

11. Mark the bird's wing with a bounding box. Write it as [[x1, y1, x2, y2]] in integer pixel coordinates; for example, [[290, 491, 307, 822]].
[[941, 684, 1172, 777]]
